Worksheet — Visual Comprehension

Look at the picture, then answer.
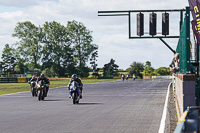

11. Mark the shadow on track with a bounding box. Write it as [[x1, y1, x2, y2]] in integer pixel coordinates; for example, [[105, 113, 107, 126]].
[[78, 103, 103, 105], [44, 99, 63, 101]]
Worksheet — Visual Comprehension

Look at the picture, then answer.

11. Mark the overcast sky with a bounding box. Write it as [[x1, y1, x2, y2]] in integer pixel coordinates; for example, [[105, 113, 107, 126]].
[[0, 0, 189, 69]]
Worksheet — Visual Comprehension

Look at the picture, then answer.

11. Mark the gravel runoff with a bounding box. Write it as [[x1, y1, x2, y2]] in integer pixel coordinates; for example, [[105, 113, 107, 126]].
[[164, 84, 177, 133]]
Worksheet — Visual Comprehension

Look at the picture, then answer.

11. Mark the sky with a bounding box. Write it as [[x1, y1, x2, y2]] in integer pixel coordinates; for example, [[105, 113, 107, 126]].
[[0, 0, 189, 69]]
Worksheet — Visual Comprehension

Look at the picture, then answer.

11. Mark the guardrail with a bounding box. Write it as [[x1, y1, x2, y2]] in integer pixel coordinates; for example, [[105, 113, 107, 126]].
[[152, 76, 172, 79], [174, 106, 200, 133], [0, 77, 18, 83]]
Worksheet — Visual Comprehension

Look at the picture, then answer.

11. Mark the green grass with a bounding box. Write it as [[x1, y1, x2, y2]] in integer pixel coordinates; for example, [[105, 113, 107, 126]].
[[0, 83, 30, 95], [0, 79, 117, 95]]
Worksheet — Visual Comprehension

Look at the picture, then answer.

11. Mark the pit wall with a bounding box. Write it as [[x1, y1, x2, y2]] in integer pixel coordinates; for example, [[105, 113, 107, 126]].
[[173, 74, 196, 119]]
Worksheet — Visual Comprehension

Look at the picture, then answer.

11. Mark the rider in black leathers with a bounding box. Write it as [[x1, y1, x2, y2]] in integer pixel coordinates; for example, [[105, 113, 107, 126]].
[[37, 73, 50, 97], [68, 74, 83, 98]]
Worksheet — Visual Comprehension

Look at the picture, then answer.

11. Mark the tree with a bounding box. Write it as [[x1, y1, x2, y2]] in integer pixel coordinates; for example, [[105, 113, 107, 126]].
[[143, 61, 154, 77], [10, 20, 98, 77], [127, 61, 144, 78], [62, 52, 77, 77], [1, 44, 16, 76], [12, 21, 43, 68], [42, 21, 72, 77], [0, 61, 4, 73], [145, 61, 151, 68], [42, 67, 56, 77], [67, 20, 98, 77], [14, 58, 27, 74], [154, 67, 170, 75], [103, 59, 119, 77], [143, 67, 154, 76], [90, 50, 99, 77]]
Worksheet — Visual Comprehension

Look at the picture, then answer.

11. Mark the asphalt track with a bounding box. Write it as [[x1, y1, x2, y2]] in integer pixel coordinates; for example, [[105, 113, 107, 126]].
[[0, 79, 170, 133]]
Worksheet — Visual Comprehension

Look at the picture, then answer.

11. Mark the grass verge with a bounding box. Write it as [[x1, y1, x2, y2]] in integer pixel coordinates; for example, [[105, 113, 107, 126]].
[[0, 79, 117, 95]]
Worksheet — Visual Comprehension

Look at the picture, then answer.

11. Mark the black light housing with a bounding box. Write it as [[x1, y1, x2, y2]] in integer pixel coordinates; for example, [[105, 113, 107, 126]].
[[137, 13, 144, 36], [162, 13, 169, 35], [149, 13, 157, 35]]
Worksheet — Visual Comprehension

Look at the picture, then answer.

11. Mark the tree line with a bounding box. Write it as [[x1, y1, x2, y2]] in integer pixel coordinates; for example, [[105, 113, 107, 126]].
[[126, 61, 171, 78], [0, 20, 97, 77], [98, 59, 171, 78]]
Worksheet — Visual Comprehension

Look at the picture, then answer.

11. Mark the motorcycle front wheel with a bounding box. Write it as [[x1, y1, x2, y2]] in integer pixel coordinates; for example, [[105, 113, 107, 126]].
[[38, 91, 41, 101], [38, 90, 43, 101], [42, 89, 45, 100], [35, 89, 38, 97], [72, 92, 78, 104]]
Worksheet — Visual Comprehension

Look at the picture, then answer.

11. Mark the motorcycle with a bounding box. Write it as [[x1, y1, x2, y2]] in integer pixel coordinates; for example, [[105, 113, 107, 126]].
[[30, 81, 37, 97], [37, 80, 48, 101], [69, 81, 81, 104]]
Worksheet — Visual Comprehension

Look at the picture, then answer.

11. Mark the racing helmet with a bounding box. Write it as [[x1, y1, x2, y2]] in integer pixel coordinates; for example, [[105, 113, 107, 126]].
[[41, 73, 45, 78], [72, 74, 77, 79]]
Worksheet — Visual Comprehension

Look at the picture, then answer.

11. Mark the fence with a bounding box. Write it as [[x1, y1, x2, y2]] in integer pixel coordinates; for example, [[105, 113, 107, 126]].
[[175, 7, 190, 74], [0, 78, 18, 83], [172, 7, 200, 132]]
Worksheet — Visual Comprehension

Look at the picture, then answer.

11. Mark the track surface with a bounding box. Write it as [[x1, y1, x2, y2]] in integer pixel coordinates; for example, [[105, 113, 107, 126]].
[[0, 79, 170, 133]]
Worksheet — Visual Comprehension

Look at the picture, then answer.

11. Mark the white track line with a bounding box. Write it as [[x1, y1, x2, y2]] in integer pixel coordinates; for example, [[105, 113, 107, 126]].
[[158, 82, 171, 133], [0, 91, 30, 96]]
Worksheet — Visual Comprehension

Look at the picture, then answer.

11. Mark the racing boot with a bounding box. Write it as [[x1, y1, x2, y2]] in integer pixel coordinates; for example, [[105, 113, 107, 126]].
[[44, 87, 49, 97], [80, 92, 82, 99]]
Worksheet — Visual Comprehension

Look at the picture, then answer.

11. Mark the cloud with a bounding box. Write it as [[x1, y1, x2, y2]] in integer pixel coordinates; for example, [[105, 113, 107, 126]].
[[95, 33, 176, 69], [0, 0, 59, 7]]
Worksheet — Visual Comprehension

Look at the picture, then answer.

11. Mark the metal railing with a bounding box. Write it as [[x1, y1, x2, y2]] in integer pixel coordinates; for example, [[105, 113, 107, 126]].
[[174, 106, 200, 133]]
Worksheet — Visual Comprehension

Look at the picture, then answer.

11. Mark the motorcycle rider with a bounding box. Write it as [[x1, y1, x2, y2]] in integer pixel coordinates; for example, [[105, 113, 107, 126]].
[[132, 74, 136, 80], [28, 75, 37, 90], [29, 75, 37, 82], [37, 73, 50, 97], [126, 74, 129, 80], [68, 74, 83, 98], [121, 74, 125, 81]]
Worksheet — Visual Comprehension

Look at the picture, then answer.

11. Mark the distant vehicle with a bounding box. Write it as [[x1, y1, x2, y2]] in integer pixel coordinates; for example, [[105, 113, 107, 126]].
[[121, 74, 125, 81], [69, 81, 81, 104], [133, 74, 136, 80], [126, 74, 129, 80]]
